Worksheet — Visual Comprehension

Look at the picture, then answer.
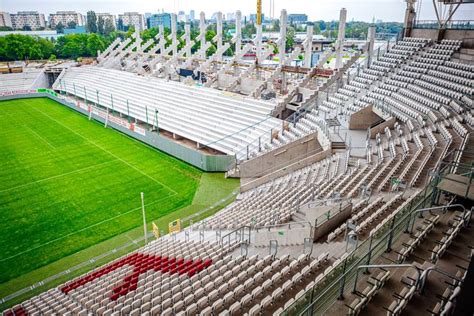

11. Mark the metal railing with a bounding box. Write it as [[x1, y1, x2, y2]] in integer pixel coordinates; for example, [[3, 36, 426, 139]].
[[414, 20, 474, 30], [282, 181, 435, 315]]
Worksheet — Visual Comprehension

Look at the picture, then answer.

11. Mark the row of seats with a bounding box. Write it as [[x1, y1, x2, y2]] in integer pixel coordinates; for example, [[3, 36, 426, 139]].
[[430, 210, 469, 263], [346, 268, 391, 315], [55, 66, 281, 157]]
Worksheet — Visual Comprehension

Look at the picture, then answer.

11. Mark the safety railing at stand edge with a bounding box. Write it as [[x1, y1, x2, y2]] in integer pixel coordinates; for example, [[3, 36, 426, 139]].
[[221, 226, 251, 246], [310, 198, 354, 228], [252, 220, 313, 233], [281, 178, 442, 315], [414, 20, 474, 30]]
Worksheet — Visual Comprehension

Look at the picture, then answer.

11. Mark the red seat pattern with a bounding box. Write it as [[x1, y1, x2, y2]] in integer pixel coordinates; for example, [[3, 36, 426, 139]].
[[60, 253, 212, 300], [4, 306, 27, 316]]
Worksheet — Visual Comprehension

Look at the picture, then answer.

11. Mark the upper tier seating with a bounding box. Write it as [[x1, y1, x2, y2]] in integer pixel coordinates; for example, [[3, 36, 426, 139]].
[[0, 69, 44, 93]]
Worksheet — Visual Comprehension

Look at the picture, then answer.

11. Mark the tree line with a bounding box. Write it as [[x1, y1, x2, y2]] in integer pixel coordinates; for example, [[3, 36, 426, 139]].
[[0, 20, 402, 62]]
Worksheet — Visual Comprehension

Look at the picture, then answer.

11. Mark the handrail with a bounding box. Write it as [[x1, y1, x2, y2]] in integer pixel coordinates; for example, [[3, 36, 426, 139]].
[[405, 203, 466, 234], [419, 266, 463, 294], [353, 264, 423, 293], [221, 225, 251, 245], [254, 220, 313, 232]]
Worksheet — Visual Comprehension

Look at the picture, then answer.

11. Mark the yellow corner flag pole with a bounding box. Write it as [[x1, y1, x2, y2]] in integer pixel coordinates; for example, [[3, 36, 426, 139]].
[[152, 222, 160, 239]]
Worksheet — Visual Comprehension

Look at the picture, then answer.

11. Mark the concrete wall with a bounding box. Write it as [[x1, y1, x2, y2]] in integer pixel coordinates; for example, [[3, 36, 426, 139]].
[[239, 131, 324, 180], [369, 117, 396, 139], [312, 203, 352, 241], [240, 147, 331, 192], [349, 105, 382, 130], [253, 225, 312, 246], [349, 105, 396, 139], [0, 93, 234, 172], [411, 28, 474, 48], [240, 77, 263, 95]]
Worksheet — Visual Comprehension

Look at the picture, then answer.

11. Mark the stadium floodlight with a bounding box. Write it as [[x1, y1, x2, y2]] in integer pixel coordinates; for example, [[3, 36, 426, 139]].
[[141, 192, 148, 244]]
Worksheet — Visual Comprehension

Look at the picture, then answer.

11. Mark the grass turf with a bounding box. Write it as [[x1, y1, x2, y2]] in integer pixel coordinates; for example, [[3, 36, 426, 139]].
[[0, 97, 237, 286]]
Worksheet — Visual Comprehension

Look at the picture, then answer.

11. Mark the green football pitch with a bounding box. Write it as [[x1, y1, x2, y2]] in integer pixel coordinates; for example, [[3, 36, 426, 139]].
[[0, 98, 236, 285]]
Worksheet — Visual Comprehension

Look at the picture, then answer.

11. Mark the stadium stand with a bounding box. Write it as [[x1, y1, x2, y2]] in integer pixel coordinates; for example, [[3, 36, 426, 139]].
[[0, 69, 46, 93], [1, 8, 473, 312], [54, 66, 282, 157]]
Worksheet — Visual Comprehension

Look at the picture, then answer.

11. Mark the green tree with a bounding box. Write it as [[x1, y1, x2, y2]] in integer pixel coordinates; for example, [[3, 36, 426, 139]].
[[242, 23, 256, 38], [86, 33, 106, 56], [117, 18, 124, 31], [286, 26, 295, 51], [67, 21, 77, 29], [97, 17, 105, 35], [55, 22, 64, 34], [104, 19, 115, 36], [86, 11, 98, 33], [206, 44, 216, 57]]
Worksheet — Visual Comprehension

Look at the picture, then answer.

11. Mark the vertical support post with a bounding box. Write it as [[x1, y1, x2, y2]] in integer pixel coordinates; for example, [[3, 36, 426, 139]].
[[235, 11, 242, 57], [304, 25, 313, 68], [155, 110, 159, 134], [145, 105, 149, 128], [199, 12, 207, 59], [184, 23, 192, 57], [141, 192, 148, 245], [73, 82, 77, 96], [110, 94, 114, 115], [338, 258, 348, 299], [335, 8, 347, 69], [96, 90, 100, 106], [365, 235, 374, 273], [171, 13, 178, 56], [126, 99, 131, 123], [279, 10, 287, 65], [386, 216, 396, 252], [216, 12, 223, 61]]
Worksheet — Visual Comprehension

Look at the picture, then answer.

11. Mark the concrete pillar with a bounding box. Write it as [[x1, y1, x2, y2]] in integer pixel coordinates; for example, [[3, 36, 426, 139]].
[[367, 26, 376, 67], [235, 11, 242, 56], [279, 9, 288, 65], [171, 13, 177, 56], [216, 12, 223, 51], [185, 23, 191, 57], [135, 29, 141, 51], [256, 24, 263, 62], [403, 0, 417, 38], [305, 25, 314, 68], [335, 8, 347, 69], [200, 12, 207, 59]]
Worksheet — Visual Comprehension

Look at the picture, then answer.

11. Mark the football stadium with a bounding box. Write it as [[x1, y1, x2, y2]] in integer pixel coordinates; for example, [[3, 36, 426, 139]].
[[0, 0, 473, 315]]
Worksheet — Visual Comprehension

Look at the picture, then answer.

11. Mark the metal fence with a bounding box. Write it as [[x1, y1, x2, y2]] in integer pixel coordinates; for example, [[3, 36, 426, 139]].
[[414, 20, 474, 30], [281, 183, 434, 315]]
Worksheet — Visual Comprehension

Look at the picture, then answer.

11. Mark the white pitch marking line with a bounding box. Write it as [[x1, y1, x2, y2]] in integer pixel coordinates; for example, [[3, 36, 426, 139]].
[[0, 159, 119, 194], [24, 125, 57, 149], [0, 195, 174, 262], [27, 103, 178, 195]]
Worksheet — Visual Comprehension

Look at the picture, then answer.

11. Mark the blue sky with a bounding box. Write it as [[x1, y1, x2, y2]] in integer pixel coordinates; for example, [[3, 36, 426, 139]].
[[2, 0, 473, 22]]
